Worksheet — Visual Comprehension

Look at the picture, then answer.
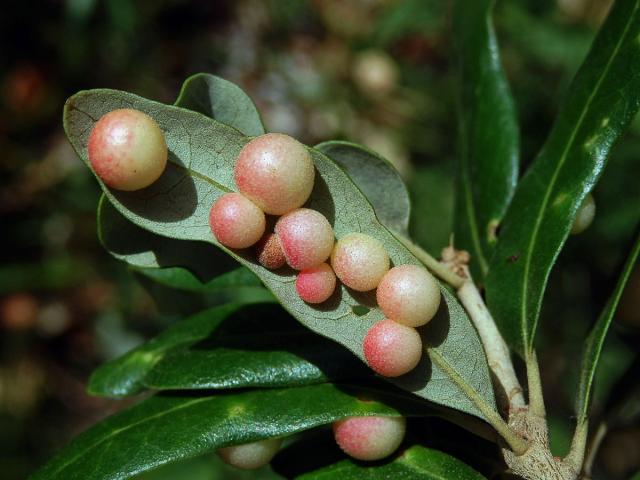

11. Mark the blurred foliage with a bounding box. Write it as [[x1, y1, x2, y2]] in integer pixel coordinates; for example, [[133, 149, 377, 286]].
[[0, 0, 638, 479]]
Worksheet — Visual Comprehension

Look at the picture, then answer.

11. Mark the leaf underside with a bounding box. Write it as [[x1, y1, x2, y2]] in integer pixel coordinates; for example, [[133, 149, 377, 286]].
[[64, 87, 496, 419], [486, 0, 640, 356]]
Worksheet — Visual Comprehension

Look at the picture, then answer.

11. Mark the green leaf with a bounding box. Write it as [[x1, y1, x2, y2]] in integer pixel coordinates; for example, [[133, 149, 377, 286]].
[[174, 73, 265, 136], [297, 445, 487, 480], [88, 303, 257, 396], [32, 384, 429, 480], [630, 472, 640, 480], [98, 195, 240, 282], [144, 331, 369, 391], [453, 0, 519, 279], [486, 0, 640, 355], [64, 89, 495, 419], [576, 229, 640, 422], [315, 140, 411, 236], [134, 265, 262, 293]]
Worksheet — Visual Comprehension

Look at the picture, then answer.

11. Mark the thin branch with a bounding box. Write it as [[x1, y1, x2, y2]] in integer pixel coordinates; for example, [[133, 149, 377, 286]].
[[566, 419, 589, 474], [395, 234, 465, 289], [581, 421, 606, 479], [428, 348, 529, 455], [526, 351, 546, 418], [457, 269, 526, 412]]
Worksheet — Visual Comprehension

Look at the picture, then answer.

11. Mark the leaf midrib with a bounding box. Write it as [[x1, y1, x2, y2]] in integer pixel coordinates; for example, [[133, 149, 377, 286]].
[[519, 2, 639, 352], [46, 396, 210, 477]]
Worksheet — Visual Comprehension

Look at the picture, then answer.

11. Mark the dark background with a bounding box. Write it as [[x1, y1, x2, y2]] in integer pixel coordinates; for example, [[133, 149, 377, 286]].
[[1, 1, 638, 478]]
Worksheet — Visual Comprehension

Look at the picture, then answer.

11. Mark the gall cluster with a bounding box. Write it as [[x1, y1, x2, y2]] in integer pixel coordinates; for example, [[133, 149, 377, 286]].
[[87, 110, 439, 467], [211, 132, 441, 379], [87, 112, 442, 379]]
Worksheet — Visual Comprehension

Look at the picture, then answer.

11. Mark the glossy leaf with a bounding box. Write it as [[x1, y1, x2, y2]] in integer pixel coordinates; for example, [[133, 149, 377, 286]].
[[143, 331, 369, 391], [298, 445, 487, 480], [32, 384, 430, 480], [486, 0, 640, 355], [315, 140, 411, 236], [576, 229, 640, 422], [453, 0, 519, 279], [174, 72, 265, 136], [89, 303, 253, 396], [64, 89, 495, 419]]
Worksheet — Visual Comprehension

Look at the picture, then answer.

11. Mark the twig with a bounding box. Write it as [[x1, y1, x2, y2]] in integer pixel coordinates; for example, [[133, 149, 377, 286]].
[[457, 268, 526, 412], [580, 420, 606, 479], [526, 351, 546, 418]]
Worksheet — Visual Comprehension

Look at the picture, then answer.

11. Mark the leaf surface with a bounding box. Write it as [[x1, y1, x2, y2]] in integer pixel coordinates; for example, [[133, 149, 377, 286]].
[[143, 331, 369, 391], [89, 303, 252, 396], [315, 140, 411, 235], [32, 384, 429, 480], [576, 230, 640, 421], [174, 73, 265, 136], [453, 0, 519, 279], [485, 0, 640, 355], [64, 89, 495, 418], [298, 445, 487, 480]]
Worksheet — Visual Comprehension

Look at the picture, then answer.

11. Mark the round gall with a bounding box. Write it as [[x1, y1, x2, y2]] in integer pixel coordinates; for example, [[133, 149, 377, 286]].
[[571, 193, 596, 235], [218, 437, 282, 470], [255, 232, 286, 270], [88, 108, 167, 191], [333, 416, 406, 461], [209, 193, 265, 249], [296, 263, 336, 304], [234, 133, 315, 215], [363, 319, 422, 377], [331, 233, 389, 291], [275, 208, 334, 270], [376, 264, 441, 327]]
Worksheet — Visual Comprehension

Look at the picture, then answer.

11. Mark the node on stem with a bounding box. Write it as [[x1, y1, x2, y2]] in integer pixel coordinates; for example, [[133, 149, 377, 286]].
[[234, 133, 315, 215], [275, 208, 334, 270], [88, 108, 167, 191], [209, 193, 266, 249], [363, 319, 422, 377], [331, 233, 389, 291], [296, 263, 336, 303], [333, 415, 406, 461], [218, 437, 283, 470], [377, 264, 441, 327]]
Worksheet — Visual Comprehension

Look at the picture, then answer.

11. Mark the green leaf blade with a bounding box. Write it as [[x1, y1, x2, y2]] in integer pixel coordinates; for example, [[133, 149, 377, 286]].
[[298, 445, 487, 480], [174, 73, 265, 136], [576, 229, 640, 422], [453, 0, 519, 279], [88, 304, 249, 396], [143, 333, 369, 391], [32, 384, 429, 480], [315, 140, 411, 236], [486, 0, 640, 355]]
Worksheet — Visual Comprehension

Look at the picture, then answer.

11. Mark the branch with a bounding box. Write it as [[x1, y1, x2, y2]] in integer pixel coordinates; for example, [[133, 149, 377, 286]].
[[526, 351, 546, 418], [457, 268, 526, 413]]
